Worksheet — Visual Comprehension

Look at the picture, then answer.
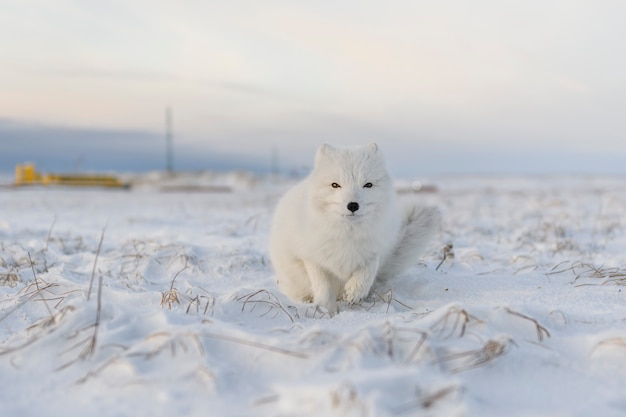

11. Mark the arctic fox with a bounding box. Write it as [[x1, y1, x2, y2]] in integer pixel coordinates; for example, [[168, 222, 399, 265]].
[[270, 143, 439, 315]]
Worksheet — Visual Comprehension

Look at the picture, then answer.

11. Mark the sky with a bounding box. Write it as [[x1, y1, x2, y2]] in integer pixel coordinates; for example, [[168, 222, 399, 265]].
[[1, 0, 626, 177]]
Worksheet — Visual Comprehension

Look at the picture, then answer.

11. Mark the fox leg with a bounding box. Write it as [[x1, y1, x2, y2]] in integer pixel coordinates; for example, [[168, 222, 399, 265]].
[[275, 255, 313, 303], [303, 261, 339, 315], [342, 257, 379, 305]]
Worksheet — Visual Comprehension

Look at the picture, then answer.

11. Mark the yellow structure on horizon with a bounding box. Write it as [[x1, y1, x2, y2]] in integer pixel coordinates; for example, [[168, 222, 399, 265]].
[[15, 163, 127, 188]]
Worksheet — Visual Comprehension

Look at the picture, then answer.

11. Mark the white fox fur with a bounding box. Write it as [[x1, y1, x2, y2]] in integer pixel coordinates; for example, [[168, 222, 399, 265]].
[[270, 143, 439, 315]]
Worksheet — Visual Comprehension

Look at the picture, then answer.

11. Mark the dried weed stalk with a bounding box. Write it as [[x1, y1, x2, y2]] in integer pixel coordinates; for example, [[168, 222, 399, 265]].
[[329, 382, 370, 416], [548, 261, 626, 286], [436, 242, 455, 271], [87, 224, 107, 300], [185, 293, 216, 316], [74, 269, 106, 361], [431, 306, 474, 339], [161, 265, 188, 309], [590, 337, 626, 357], [161, 289, 180, 309], [0, 271, 20, 288], [28, 252, 53, 318], [237, 289, 297, 322], [199, 330, 308, 359], [1, 306, 75, 356], [59, 270, 106, 367], [74, 332, 209, 384], [441, 337, 514, 373], [45, 216, 57, 252], [367, 289, 413, 314], [129, 331, 206, 360], [504, 307, 551, 341], [396, 326, 430, 365], [395, 385, 460, 414]]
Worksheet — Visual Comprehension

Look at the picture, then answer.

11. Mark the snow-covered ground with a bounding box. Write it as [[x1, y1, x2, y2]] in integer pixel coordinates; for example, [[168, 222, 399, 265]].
[[1, 174, 625, 417]]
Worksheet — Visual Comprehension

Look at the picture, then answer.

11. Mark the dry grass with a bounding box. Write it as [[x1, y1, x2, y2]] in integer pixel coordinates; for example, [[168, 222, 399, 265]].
[[0, 306, 75, 356], [430, 306, 475, 339], [440, 337, 515, 373], [547, 261, 626, 286], [329, 382, 370, 416], [87, 224, 107, 300], [363, 289, 414, 314], [185, 289, 216, 316], [161, 270, 216, 316], [161, 265, 188, 309], [0, 271, 20, 288], [0, 271, 61, 327], [436, 242, 455, 271], [256, 382, 371, 416], [237, 289, 297, 322], [198, 330, 309, 359], [590, 337, 626, 357], [296, 320, 432, 368], [394, 385, 460, 413], [54, 227, 108, 368], [45, 216, 57, 252], [129, 331, 206, 360], [74, 331, 212, 385], [76, 225, 108, 361], [395, 326, 430, 365], [28, 252, 53, 318], [504, 308, 551, 342], [161, 288, 180, 309]]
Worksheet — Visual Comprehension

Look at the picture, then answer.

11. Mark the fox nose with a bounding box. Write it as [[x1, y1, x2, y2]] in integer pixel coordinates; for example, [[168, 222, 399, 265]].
[[347, 202, 359, 213]]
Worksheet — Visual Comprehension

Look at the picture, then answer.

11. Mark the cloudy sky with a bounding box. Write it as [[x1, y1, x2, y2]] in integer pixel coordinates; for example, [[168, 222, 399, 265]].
[[1, 1, 626, 177]]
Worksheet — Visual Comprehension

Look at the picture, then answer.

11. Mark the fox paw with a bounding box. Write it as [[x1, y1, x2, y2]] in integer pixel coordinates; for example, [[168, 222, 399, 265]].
[[313, 294, 337, 316], [342, 280, 368, 305]]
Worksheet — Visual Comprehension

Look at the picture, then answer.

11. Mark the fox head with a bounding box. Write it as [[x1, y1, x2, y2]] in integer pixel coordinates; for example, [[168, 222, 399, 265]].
[[308, 143, 393, 221]]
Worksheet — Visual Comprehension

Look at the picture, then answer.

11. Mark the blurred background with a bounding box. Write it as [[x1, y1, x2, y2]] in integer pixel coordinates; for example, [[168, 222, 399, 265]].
[[1, 0, 626, 178]]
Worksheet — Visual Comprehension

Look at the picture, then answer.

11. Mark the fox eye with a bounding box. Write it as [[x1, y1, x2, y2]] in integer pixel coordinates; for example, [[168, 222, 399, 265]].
[[331, 182, 341, 188], [363, 182, 373, 188]]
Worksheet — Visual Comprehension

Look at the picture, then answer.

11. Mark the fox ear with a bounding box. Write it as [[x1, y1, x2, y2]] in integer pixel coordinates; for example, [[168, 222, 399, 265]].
[[367, 143, 378, 153], [315, 143, 334, 165], [318, 143, 334, 155]]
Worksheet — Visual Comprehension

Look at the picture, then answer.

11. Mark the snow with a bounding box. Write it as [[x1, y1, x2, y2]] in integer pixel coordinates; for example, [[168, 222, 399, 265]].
[[1, 174, 625, 417]]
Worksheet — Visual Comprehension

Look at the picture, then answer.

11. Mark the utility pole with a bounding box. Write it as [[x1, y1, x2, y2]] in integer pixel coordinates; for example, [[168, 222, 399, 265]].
[[165, 106, 174, 173]]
